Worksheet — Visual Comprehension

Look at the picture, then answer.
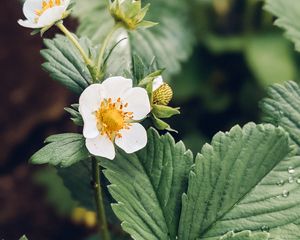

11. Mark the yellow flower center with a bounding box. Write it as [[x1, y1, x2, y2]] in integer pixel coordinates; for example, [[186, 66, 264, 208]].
[[35, 0, 62, 17], [95, 97, 133, 140]]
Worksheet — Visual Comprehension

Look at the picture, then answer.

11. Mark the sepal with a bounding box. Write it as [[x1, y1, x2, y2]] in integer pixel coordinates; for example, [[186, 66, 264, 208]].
[[151, 114, 178, 133], [152, 104, 180, 119]]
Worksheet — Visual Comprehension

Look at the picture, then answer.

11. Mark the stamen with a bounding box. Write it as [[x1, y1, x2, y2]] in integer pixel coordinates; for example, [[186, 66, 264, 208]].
[[35, 0, 62, 18], [95, 98, 133, 141]]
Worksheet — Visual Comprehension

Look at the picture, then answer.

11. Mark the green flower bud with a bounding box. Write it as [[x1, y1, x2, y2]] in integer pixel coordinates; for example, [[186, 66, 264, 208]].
[[109, 0, 157, 30]]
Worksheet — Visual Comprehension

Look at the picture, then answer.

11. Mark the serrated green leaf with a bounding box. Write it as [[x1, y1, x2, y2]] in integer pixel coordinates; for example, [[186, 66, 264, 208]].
[[41, 34, 96, 94], [264, 0, 300, 52], [31, 133, 89, 167], [260, 81, 300, 149], [178, 123, 300, 240], [219, 230, 269, 240], [65, 104, 83, 126], [100, 128, 193, 240], [245, 34, 297, 87], [131, 54, 157, 85], [72, 0, 195, 78]]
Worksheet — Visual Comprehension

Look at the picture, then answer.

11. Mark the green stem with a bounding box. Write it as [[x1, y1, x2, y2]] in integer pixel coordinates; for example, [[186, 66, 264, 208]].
[[92, 158, 111, 240], [96, 23, 122, 78], [56, 21, 93, 67]]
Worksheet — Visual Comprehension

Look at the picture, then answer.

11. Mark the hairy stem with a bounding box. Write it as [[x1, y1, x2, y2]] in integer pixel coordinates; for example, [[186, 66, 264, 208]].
[[92, 158, 111, 240], [56, 21, 93, 67], [96, 23, 122, 78]]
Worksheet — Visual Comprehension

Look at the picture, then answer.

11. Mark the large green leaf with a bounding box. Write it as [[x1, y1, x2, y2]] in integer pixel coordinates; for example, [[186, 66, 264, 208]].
[[260, 81, 300, 149], [100, 128, 193, 240], [264, 0, 300, 52], [178, 123, 300, 240], [72, 0, 195, 78], [30, 133, 89, 167], [41, 35, 96, 94]]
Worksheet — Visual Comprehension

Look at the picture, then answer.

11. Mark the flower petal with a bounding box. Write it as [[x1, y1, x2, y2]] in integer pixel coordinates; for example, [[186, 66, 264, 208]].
[[23, 0, 44, 20], [115, 123, 147, 154], [82, 114, 99, 139], [18, 19, 37, 28], [152, 76, 164, 91], [63, 0, 71, 10], [86, 135, 115, 160], [122, 87, 150, 120], [101, 76, 132, 100], [79, 84, 104, 119], [37, 5, 65, 27]]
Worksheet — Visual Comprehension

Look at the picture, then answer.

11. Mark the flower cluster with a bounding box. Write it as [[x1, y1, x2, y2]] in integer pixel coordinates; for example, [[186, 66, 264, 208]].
[[18, 0, 178, 160]]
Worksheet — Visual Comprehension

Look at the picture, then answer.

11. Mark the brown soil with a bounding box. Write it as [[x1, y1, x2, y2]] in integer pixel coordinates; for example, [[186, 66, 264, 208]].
[[0, 1, 92, 239]]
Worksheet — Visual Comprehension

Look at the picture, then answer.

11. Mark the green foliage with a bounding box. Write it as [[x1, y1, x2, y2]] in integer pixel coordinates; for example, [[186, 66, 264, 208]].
[[245, 34, 297, 87], [261, 81, 300, 149], [41, 35, 95, 94], [219, 230, 269, 240], [30, 133, 89, 167], [64, 104, 83, 126], [179, 123, 298, 240], [57, 160, 95, 210], [57, 160, 120, 224], [19, 236, 28, 240], [264, 0, 300, 52], [72, 0, 195, 78], [100, 128, 193, 240], [34, 167, 77, 215]]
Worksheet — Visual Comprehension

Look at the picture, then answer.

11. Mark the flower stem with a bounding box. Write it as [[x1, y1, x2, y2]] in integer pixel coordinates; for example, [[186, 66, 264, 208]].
[[56, 21, 94, 67], [91, 157, 111, 240], [96, 23, 122, 79]]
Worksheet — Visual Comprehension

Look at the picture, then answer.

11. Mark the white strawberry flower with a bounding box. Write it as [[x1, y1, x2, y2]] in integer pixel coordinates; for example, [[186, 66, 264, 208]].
[[18, 0, 70, 29], [79, 77, 151, 160]]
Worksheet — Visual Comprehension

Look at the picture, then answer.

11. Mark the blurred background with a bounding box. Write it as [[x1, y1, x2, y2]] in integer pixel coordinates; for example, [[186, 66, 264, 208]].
[[1, 0, 299, 239]]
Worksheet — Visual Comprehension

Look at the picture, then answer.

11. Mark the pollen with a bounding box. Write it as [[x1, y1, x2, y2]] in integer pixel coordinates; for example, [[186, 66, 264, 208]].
[[35, 0, 62, 18], [95, 98, 133, 140]]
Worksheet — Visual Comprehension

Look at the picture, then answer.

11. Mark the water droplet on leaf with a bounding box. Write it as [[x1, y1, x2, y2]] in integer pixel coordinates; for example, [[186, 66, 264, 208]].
[[282, 190, 289, 197], [288, 166, 295, 174], [276, 180, 284, 186], [261, 225, 270, 232], [288, 176, 294, 183]]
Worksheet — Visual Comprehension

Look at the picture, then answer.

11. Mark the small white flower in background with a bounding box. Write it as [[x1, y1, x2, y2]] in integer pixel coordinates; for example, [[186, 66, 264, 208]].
[[79, 77, 151, 160], [18, 0, 70, 29]]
